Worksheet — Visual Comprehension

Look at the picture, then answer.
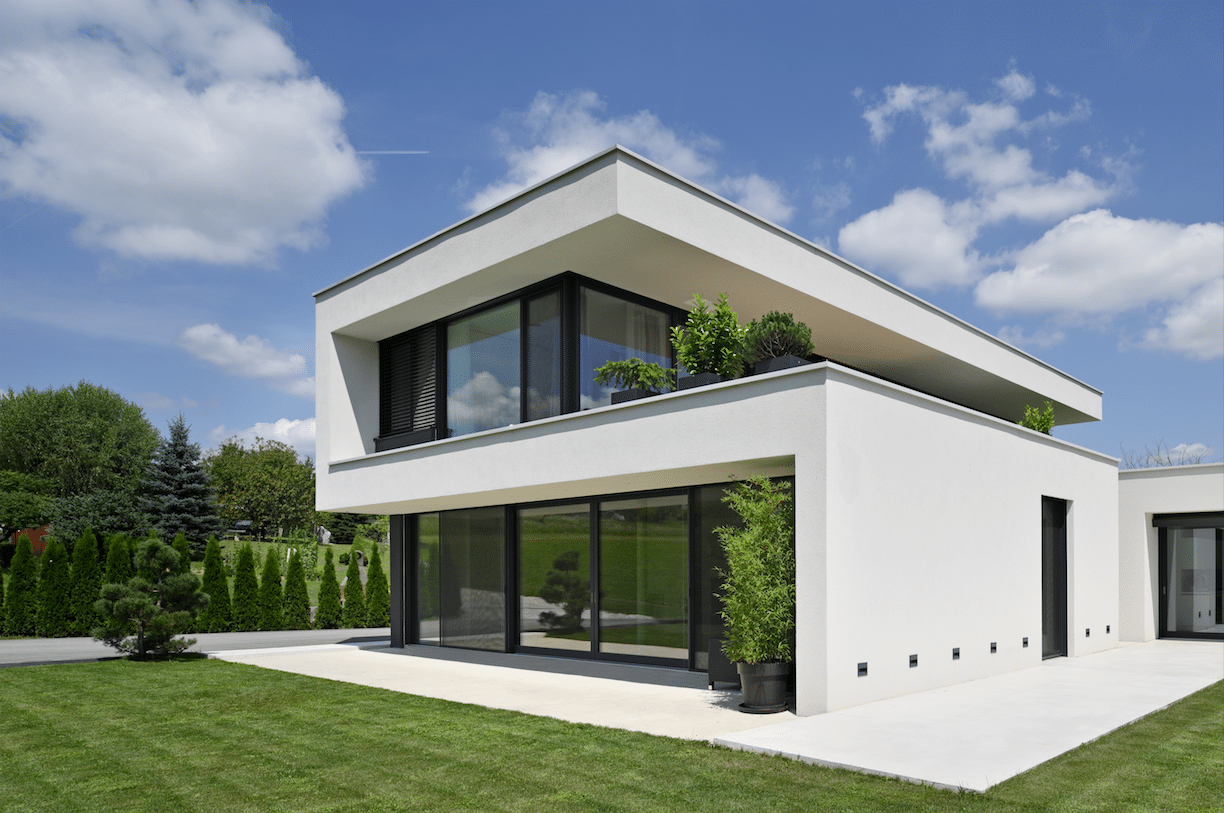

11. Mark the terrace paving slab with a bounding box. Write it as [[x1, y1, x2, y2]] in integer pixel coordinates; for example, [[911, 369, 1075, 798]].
[[207, 638, 1221, 793], [715, 639, 1223, 792]]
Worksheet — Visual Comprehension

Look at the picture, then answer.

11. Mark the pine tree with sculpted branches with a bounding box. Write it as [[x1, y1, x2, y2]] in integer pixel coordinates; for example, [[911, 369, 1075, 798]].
[[282, 550, 311, 630], [93, 537, 206, 657]]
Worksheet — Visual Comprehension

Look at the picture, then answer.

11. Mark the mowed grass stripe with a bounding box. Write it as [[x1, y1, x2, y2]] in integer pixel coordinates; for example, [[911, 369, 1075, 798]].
[[0, 658, 1219, 812]]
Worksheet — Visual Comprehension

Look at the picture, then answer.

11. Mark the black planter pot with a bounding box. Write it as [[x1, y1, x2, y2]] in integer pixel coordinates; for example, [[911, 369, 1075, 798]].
[[752, 355, 814, 375], [735, 661, 791, 713], [610, 388, 660, 404], [677, 372, 725, 390]]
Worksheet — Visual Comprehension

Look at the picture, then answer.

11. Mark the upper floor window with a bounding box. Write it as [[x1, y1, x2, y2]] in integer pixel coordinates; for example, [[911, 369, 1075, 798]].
[[377, 274, 679, 451]]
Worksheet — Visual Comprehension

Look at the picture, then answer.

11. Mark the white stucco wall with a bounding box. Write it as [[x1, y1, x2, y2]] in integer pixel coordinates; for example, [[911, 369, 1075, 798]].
[[1118, 464, 1224, 642], [811, 369, 1119, 715]]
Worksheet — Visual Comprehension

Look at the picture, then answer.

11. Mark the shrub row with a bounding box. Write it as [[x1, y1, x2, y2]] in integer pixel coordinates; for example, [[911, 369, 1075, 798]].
[[1, 528, 390, 638]]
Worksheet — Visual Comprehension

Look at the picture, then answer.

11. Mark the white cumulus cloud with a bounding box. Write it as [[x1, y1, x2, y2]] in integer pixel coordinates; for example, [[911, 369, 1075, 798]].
[[0, 0, 367, 265], [177, 323, 314, 397], [841, 70, 1121, 289], [465, 91, 794, 224], [208, 417, 316, 460]]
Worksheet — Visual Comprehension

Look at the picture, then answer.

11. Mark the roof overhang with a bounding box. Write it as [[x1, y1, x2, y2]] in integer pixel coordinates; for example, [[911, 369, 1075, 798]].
[[316, 147, 1102, 425]]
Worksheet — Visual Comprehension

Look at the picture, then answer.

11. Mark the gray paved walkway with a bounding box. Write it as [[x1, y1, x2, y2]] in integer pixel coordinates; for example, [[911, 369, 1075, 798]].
[[0, 629, 390, 667], [210, 638, 1222, 793]]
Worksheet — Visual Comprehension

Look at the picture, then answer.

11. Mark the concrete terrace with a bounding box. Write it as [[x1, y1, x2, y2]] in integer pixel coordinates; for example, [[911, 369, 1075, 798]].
[[208, 637, 1222, 793]]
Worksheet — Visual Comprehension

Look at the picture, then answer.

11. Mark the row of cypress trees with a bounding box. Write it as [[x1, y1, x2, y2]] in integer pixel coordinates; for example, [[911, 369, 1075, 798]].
[[1, 528, 391, 637]]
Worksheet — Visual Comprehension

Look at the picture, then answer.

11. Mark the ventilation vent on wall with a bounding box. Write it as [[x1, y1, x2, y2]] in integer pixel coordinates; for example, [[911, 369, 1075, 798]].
[[857, 662, 868, 677], [1023, 637, 1029, 648], [1086, 628, 1091, 637], [952, 648, 960, 660], [909, 654, 918, 668], [990, 642, 997, 654], [1106, 625, 1110, 633]]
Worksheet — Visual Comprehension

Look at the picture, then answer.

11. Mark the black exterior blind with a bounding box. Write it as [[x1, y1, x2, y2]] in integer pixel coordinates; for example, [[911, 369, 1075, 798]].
[[379, 326, 436, 443]]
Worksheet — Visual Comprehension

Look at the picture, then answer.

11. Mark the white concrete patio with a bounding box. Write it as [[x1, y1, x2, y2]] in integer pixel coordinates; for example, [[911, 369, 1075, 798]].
[[208, 638, 1222, 793]]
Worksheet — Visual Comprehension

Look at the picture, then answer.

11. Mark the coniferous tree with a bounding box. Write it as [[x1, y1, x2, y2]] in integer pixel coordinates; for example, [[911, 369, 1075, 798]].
[[4, 536, 37, 635], [171, 532, 192, 574], [68, 527, 103, 635], [365, 546, 390, 627], [93, 537, 207, 656], [258, 547, 283, 630], [231, 543, 260, 631], [36, 538, 72, 637], [282, 550, 311, 630], [104, 534, 133, 585], [341, 550, 366, 628], [143, 415, 222, 556], [0, 569, 6, 632], [196, 536, 231, 633], [315, 547, 342, 629]]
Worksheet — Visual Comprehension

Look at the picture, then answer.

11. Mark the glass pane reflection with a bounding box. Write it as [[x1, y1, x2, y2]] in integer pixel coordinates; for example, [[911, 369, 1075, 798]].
[[1166, 527, 1224, 635], [447, 302, 520, 437], [580, 288, 671, 409], [518, 504, 591, 652], [598, 494, 688, 661]]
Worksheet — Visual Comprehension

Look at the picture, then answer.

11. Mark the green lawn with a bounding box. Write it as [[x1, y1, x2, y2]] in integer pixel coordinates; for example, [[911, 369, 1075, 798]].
[[0, 659, 1218, 812]]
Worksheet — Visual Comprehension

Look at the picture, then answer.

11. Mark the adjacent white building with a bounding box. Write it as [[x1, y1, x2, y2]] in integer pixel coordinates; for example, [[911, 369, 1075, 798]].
[[314, 146, 1219, 717]]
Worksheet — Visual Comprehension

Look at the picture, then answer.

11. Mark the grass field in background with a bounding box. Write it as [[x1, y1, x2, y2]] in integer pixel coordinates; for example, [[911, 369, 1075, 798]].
[[0, 658, 1218, 813]]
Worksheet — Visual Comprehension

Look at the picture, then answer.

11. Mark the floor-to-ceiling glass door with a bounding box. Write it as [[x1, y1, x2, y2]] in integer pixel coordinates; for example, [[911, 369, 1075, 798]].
[[516, 492, 689, 665], [1158, 514, 1224, 640], [1042, 496, 1068, 659]]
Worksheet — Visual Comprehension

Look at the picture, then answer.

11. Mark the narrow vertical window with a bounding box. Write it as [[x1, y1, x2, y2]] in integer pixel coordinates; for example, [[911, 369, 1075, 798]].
[[525, 292, 562, 422]]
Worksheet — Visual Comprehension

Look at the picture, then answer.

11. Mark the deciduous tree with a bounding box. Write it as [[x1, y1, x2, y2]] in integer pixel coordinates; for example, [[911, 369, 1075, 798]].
[[0, 470, 53, 542], [206, 438, 314, 540], [0, 383, 159, 542]]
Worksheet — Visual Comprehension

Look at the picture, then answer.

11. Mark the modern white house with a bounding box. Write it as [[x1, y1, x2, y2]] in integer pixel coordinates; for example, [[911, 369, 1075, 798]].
[[314, 146, 1218, 717]]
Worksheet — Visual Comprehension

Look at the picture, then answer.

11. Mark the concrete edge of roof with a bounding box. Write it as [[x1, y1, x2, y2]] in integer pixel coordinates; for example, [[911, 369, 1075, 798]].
[[313, 144, 1102, 399], [1118, 462, 1224, 480], [323, 360, 1120, 472]]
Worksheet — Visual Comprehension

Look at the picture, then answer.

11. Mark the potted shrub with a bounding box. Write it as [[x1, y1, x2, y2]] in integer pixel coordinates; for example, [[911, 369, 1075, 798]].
[[715, 476, 795, 713], [671, 293, 746, 389], [744, 310, 817, 374], [593, 358, 676, 404]]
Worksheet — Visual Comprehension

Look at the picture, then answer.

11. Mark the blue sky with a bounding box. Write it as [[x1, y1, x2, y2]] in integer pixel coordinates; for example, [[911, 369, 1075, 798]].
[[1, 0, 1221, 467]]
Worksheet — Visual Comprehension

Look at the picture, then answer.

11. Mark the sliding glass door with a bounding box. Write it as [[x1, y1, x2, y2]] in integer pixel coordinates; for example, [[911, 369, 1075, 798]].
[[1159, 516, 1224, 639]]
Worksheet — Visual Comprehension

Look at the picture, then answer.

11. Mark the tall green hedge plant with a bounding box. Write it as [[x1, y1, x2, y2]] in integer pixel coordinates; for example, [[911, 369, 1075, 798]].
[[715, 477, 796, 665]]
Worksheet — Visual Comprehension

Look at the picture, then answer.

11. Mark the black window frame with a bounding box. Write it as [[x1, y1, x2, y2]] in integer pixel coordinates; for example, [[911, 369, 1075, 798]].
[[375, 272, 684, 452]]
